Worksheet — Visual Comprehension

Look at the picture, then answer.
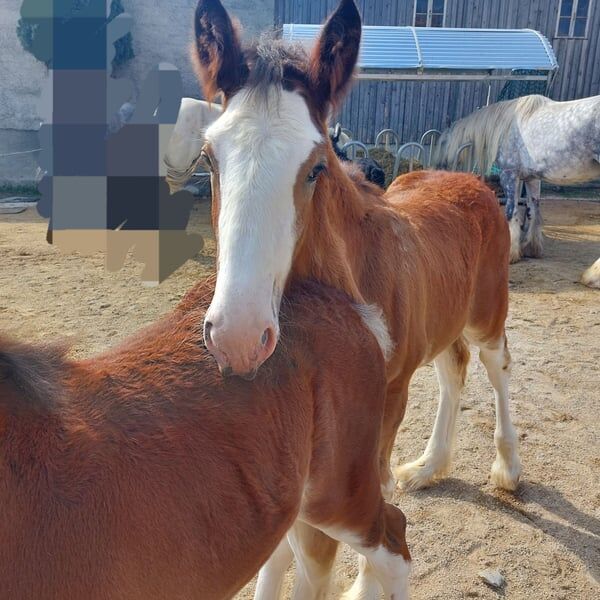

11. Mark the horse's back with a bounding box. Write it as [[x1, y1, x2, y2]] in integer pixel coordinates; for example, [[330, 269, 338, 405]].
[[386, 170, 506, 240], [517, 94, 600, 183], [380, 170, 509, 356]]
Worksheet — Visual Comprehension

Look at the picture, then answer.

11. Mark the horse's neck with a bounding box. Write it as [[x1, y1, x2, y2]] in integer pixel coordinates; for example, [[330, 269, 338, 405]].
[[291, 162, 373, 303]]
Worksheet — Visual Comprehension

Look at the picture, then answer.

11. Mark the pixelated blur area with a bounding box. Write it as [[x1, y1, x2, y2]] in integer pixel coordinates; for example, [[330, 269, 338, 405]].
[[25, 0, 202, 284]]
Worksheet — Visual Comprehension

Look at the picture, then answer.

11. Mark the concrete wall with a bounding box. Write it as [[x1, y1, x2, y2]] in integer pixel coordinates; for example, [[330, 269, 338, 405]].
[[0, 1, 47, 185], [0, 0, 274, 185], [0, 1, 47, 131], [122, 0, 275, 99]]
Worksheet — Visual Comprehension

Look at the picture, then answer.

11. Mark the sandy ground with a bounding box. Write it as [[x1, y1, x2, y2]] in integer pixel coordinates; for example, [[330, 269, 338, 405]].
[[0, 198, 598, 599]]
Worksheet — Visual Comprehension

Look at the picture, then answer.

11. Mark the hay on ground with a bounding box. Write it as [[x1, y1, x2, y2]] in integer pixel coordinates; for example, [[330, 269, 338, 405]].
[[369, 147, 423, 189]]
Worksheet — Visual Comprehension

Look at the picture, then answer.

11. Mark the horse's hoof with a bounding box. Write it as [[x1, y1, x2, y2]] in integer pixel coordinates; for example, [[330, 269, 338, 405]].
[[509, 246, 522, 263], [581, 258, 600, 289], [521, 239, 544, 259], [521, 246, 543, 259], [490, 455, 521, 491], [395, 458, 448, 492]]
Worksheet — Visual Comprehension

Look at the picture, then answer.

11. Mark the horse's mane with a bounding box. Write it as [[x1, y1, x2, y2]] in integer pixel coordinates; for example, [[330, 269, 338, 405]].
[[433, 94, 551, 174]]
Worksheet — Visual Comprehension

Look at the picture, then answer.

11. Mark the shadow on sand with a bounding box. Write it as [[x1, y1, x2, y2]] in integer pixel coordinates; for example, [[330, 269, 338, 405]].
[[417, 478, 600, 584]]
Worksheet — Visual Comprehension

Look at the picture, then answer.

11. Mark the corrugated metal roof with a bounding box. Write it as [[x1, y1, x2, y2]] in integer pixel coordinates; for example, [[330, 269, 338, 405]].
[[282, 25, 559, 75]]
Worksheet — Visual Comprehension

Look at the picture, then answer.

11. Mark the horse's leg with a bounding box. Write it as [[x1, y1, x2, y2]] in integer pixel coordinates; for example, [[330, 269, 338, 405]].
[[473, 334, 521, 490], [342, 555, 381, 600], [581, 257, 600, 288], [378, 382, 410, 499], [500, 170, 523, 263], [322, 503, 410, 600], [521, 179, 544, 258], [254, 534, 294, 600], [395, 337, 470, 491], [287, 523, 339, 600]]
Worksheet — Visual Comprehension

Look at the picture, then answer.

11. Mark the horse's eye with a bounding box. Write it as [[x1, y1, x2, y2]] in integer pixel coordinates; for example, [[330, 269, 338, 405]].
[[307, 164, 326, 183]]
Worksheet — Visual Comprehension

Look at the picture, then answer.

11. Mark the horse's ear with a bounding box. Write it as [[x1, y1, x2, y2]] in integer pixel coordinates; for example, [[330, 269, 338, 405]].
[[192, 0, 247, 101], [333, 123, 342, 142], [309, 0, 362, 118]]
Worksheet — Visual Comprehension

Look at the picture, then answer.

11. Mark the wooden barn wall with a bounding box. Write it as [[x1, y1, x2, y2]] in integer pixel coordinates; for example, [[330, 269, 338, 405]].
[[274, 0, 600, 143]]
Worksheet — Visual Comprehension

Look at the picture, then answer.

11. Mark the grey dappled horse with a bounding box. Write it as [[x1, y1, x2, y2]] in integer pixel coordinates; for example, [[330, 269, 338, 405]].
[[433, 94, 600, 263]]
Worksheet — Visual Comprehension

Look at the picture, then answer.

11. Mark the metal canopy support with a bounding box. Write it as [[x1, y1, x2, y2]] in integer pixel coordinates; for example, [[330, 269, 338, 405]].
[[408, 26, 424, 73]]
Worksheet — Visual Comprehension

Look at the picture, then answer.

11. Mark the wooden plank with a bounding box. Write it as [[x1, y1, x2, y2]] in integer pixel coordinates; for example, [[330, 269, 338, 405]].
[[582, 3, 600, 96]]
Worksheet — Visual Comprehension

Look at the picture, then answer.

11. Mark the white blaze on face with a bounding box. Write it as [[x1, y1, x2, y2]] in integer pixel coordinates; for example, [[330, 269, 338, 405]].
[[204, 86, 323, 374]]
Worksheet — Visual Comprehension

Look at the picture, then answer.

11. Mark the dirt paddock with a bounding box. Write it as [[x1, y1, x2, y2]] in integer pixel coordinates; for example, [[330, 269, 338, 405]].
[[0, 198, 598, 599]]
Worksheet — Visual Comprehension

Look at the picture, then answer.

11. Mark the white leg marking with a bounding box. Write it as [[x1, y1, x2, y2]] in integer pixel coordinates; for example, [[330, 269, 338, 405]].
[[509, 208, 523, 264], [522, 181, 544, 258], [365, 546, 410, 600], [322, 528, 410, 600], [286, 524, 335, 600], [396, 346, 465, 491], [342, 555, 382, 600], [254, 534, 294, 600], [581, 257, 600, 289], [478, 338, 521, 491], [342, 547, 410, 600]]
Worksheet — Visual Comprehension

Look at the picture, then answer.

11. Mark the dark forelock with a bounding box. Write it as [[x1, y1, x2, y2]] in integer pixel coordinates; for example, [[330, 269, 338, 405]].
[[243, 35, 312, 95]]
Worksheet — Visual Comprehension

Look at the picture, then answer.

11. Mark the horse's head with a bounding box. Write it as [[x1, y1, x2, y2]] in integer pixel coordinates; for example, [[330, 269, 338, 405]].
[[193, 0, 361, 378], [431, 129, 450, 169], [328, 123, 351, 161]]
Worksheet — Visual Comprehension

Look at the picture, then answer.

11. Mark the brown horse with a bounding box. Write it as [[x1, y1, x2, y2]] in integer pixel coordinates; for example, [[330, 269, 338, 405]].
[[193, 0, 521, 579], [0, 280, 410, 599]]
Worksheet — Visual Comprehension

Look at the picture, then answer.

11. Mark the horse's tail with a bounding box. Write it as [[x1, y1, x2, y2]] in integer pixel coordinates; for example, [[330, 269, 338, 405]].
[[0, 336, 68, 412], [432, 95, 549, 174]]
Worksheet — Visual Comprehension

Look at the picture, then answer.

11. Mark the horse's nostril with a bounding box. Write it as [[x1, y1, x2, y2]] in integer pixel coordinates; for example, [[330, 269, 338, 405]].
[[204, 321, 213, 347], [261, 327, 277, 357]]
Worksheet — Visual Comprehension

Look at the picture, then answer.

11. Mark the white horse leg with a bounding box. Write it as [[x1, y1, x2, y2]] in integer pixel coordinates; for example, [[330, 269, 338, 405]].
[[396, 338, 469, 491], [508, 212, 523, 263], [341, 546, 410, 600], [522, 180, 544, 258], [476, 335, 521, 491], [320, 525, 410, 600], [581, 257, 600, 288], [287, 523, 338, 600], [500, 171, 523, 263], [254, 534, 294, 600], [342, 556, 382, 600]]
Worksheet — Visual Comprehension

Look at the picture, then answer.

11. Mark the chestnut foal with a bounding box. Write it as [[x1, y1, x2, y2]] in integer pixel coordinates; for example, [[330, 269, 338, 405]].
[[0, 280, 410, 599], [195, 0, 521, 494], [194, 1, 521, 594]]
